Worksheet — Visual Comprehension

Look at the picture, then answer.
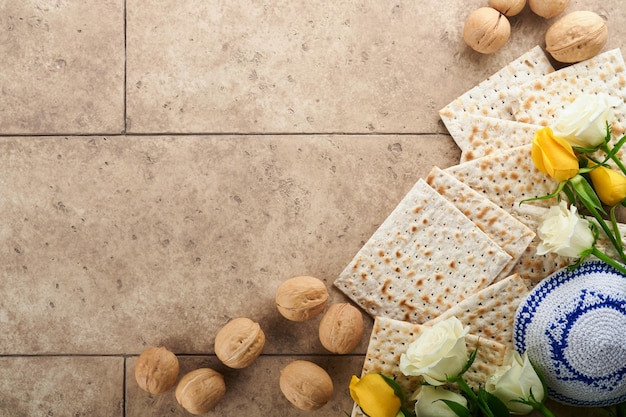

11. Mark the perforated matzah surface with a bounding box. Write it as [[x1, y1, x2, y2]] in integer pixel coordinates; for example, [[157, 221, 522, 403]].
[[334, 179, 511, 324], [440, 46, 554, 152], [426, 167, 535, 280], [513, 49, 626, 127], [423, 274, 529, 349]]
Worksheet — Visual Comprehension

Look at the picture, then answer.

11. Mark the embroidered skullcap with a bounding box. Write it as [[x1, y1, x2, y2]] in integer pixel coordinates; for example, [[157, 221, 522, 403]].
[[514, 260, 626, 406]]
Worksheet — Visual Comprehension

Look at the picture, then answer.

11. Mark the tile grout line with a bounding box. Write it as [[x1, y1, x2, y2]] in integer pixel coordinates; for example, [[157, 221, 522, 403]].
[[0, 132, 449, 138], [122, 356, 127, 417], [122, 1, 128, 412], [123, 0, 128, 135]]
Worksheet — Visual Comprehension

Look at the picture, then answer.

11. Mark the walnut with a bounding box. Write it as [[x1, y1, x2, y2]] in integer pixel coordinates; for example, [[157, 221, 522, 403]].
[[529, 0, 569, 19], [545, 11, 608, 63], [134, 346, 179, 394], [275, 276, 329, 321], [318, 303, 364, 354], [279, 360, 334, 410], [175, 368, 226, 415], [214, 317, 265, 369], [463, 7, 511, 54]]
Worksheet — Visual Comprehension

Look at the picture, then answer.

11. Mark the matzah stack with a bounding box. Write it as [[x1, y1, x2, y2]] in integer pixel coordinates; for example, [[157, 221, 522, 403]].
[[426, 166, 535, 279], [423, 274, 528, 349], [512, 49, 626, 127], [351, 316, 508, 417], [334, 179, 511, 324], [342, 44, 626, 416], [450, 115, 541, 162], [439, 46, 554, 153], [444, 144, 557, 212]]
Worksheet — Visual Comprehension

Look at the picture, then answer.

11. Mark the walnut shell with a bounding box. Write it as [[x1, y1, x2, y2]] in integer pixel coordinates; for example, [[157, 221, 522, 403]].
[[175, 368, 226, 415], [463, 7, 511, 54], [215, 317, 265, 369], [489, 0, 526, 17], [529, 0, 569, 19], [275, 276, 329, 321], [134, 346, 179, 394], [279, 360, 334, 411], [545, 10, 608, 63], [318, 303, 364, 354]]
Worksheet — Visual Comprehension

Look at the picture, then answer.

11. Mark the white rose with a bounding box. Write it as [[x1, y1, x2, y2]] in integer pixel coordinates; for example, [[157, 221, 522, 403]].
[[399, 316, 469, 385], [413, 386, 468, 417], [485, 351, 545, 415], [552, 93, 621, 148], [536, 200, 594, 258]]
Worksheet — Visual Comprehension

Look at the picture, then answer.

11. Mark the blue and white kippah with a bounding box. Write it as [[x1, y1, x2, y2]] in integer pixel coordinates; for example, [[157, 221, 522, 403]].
[[514, 260, 626, 407]]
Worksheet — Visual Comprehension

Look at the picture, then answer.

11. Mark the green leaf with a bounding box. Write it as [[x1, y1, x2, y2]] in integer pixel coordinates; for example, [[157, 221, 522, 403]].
[[459, 348, 478, 377], [570, 174, 606, 215], [379, 373, 406, 405], [439, 399, 472, 417], [478, 388, 510, 417], [519, 181, 566, 205]]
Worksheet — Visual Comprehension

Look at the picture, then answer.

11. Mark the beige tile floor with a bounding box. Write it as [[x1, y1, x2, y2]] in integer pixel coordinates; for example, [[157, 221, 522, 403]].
[[1, 0, 625, 416]]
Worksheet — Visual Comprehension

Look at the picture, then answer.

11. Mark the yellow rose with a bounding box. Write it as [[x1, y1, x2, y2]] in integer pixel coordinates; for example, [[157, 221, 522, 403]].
[[349, 373, 402, 417], [531, 127, 579, 182], [589, 165, 626, 206]]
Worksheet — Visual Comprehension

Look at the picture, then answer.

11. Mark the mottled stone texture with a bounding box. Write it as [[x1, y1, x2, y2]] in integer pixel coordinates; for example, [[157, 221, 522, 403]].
[[1, 134, 459, 356], [0, 0, 124, 134], [0, 356, 123, 417], [126, 355, 363, 416]]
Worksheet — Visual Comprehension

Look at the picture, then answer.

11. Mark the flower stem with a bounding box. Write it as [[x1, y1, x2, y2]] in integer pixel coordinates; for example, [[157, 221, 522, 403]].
[[583, 199, 626, 260], [592, 247, 626, 276], [601, 143, 626, 176], [455, 378, 494, 417], [535, 402, 557, 417]]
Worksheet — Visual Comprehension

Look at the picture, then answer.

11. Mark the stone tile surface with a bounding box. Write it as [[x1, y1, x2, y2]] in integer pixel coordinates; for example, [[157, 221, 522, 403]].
[[0, 0, 124, 134], [0, 356, 123, 417], [1, 134, 459, 355], [126, 0, 555, 134], [4, 0, 626, 415], [126, 355, 362, 416]]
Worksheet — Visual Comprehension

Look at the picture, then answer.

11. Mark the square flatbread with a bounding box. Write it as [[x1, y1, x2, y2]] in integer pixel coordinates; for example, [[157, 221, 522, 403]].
[[439, 46, 554, 152], [448, 115, 541, 162], [426, 167, 535, 280], [444, 144, 557, 213], [334, 179, 511, 324], [423, 274, 528, 349], [351, 316, 508, 417], [512, 48, 626, 128]]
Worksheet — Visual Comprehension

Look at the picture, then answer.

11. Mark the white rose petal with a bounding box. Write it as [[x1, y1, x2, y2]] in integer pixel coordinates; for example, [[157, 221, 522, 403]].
[[399, 316, 469, 385], [536, 201, 594, 258], [486, 351, 545, 415], [553, 93, 621, 148], [414, 386, 468, 417]]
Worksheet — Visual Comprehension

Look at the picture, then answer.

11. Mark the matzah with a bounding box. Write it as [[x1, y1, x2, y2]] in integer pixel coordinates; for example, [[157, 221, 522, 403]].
[[444, 144, 557, 213], [426, 166, 535, 280], [512, 49, 626, 127], [445, 115, 541, 162], [423, 274, 528, 349], [440, 45, 554, 152], [351, 316, 508, 417], [334, 179, 511, 324]]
